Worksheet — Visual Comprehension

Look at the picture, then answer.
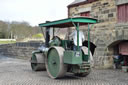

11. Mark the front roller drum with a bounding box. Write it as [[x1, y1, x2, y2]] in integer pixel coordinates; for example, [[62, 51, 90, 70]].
[[31, 53, 45, 71], [45, 47, 67, 79]]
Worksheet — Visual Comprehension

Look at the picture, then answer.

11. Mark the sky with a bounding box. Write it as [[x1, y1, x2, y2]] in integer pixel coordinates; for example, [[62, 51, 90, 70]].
[[0, 0, 74, 26]]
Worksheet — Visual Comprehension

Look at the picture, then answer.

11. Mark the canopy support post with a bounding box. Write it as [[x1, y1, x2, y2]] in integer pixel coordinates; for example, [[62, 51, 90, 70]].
[[76, 23, 80, 51], [88, 23, 90, 59]]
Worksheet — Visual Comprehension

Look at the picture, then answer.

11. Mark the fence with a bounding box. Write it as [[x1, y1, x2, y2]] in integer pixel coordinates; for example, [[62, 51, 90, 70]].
[[15, 41, 43, 47]]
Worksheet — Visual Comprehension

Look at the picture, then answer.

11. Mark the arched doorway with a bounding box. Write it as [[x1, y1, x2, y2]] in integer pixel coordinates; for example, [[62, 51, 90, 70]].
[[108, 40, 128, 70]]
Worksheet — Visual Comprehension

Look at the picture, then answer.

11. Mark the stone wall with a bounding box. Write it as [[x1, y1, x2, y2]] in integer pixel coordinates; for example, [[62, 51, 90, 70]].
[[0, 42, 42, 60], [68, 0, 128, 68]]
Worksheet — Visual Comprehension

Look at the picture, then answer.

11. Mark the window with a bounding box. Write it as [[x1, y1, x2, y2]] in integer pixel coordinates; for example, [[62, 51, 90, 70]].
[[119, 42, 128, 55], [80, 11, 90, 17], [117, 4, 128, 23]]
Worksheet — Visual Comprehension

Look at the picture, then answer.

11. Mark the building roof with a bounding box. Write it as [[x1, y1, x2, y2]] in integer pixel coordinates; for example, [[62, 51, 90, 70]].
[[70, 0, 87, 5], [68, 0, 98, 8], [68, 0, 87, 7]]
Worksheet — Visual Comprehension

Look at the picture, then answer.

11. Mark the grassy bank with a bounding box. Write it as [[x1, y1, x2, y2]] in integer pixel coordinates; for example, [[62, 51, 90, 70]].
[[0, 40, 16, 44]]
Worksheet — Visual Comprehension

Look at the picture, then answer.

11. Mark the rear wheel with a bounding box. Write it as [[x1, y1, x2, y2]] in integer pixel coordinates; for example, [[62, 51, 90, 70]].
[[74, 62, 91, 77], [74, 72, 90, 77], [46, 47, 67, 79]]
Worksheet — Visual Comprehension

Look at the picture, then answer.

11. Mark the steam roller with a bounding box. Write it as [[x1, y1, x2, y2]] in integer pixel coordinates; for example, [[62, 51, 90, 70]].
[[30, 17, 97, 79]]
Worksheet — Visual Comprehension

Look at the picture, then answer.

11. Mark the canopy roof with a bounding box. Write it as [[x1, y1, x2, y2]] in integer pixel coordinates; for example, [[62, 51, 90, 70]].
[[39, 17, 97, 28]]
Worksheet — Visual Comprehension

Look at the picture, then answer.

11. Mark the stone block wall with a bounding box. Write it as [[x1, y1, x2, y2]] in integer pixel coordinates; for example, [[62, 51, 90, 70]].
[[68, 0, 128, 68], [0, 42, 42, 60]]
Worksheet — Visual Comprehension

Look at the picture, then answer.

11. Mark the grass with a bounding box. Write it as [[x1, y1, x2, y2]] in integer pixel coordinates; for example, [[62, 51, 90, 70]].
[[32, 33, 43, 38], [0, 41, 16, 44]]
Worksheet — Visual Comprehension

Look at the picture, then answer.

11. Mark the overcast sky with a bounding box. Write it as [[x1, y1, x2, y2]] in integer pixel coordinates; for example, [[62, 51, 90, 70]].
[[0, 0, 74, 26]]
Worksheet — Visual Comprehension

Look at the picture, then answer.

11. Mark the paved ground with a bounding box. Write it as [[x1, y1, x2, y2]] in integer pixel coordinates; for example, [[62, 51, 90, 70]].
[[0, 55, 128, 85]]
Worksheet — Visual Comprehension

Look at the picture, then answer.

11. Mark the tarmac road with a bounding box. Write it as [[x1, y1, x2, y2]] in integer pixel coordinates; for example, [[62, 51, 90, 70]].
[[0, 55, 128, 85]]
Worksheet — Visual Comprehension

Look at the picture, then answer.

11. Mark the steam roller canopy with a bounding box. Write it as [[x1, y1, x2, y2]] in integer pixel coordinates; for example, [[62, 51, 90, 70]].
[[46, 47, 67, 78]]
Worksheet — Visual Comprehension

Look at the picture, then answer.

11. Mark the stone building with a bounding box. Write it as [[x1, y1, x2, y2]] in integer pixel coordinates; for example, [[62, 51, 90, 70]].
[[68, 0, 128, 68]]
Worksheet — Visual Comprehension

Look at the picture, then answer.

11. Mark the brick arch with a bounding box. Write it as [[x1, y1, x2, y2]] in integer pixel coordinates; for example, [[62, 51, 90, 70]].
[[107, 40, 123, 48], [106, 39, 128, 56], [106, 39, 128, 48]]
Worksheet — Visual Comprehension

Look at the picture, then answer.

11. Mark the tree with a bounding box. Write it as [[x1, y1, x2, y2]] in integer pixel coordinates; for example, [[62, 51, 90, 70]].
[[0, 21, 9, 38], [0, 20, 41, 39]]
